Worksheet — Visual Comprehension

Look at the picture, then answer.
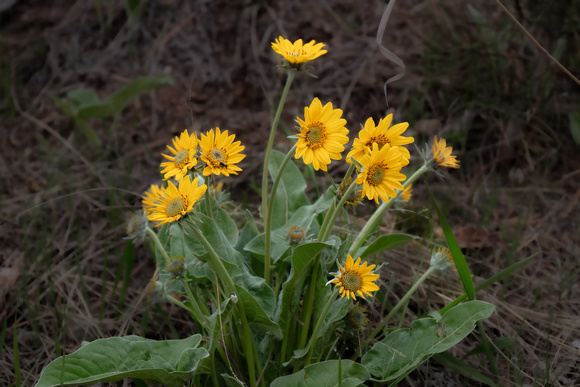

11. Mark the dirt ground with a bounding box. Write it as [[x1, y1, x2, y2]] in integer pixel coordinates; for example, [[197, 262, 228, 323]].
[[1, 0, 579, 386]]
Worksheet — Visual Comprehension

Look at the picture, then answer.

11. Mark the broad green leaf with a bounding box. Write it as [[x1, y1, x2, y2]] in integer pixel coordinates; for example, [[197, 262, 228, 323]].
[[198, 194, 238, 245], [275, 242, 332, 338], [245, 191, 333, 263], [429, 187, 475, 300], [77, 74, 174, 119], [207, 296, 236, 353], [35, 335, 208, 387], [362, 300, 494, 382], [235, 284, 282, 339], [67, 89, 101, 115], [268, 149, 310, 229], [182, 214, 246, 276], [270, 359, 370, 387], [357, 233, 417, 259]]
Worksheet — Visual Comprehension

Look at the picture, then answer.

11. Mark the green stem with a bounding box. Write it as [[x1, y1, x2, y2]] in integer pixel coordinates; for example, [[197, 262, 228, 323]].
[[146, 227, 170, 265], [296, 256, 321, 352], [180, 279, 209, 330], [264, 144, 297, 283], [304, 289, 339, 366], [189, 225, 257, 387], [368, 265, 436, 341], [348, 164, 429, 257], [297, 175, 358, 356], [261, 70, 295, 228], [205, 175, 214, 220], [320, 177, 358, 242]]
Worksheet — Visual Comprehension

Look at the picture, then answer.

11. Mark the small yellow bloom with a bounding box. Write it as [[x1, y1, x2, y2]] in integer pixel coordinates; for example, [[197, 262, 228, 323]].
[[332, 255, 380, 300], [287, 225, 305, 245], [355, 143, 406, 204], [271, 36, 327, 65], [401, 184, 412, 201], [295, 97, 349, 171], [432, 135, 460, 168], [346, 115, 414, 166], [199, 128, 246, 177], [144, 176, 207, 226], [430, 247, 455, 271], [160, 129, 199, 181]]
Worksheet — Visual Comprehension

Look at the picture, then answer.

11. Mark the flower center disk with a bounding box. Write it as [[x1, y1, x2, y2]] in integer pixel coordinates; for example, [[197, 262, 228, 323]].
[[369, 166, 385, 185], [342, 271, 362, 292], [306, 124, 325, 146], [166, 197, 186, 217], [210, 148, 225, 164], [174, 149, 189, 166]]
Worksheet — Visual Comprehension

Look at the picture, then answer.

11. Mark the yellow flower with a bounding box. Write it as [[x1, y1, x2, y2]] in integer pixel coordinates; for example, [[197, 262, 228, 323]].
[[432, 135, 460, 168], [145, 176, 207, 226], [287, 225, 305, 245], [401, 184, 412, 201], [271, 36, 327, 65], [142, 184, 163, 214], [346, 115, 414, 166], [295, 97, 349, 171], [331, 255, 380, 300], [355, 143, 406, 204], [160, 129, 199, 181], [199, 128, 246, 176]]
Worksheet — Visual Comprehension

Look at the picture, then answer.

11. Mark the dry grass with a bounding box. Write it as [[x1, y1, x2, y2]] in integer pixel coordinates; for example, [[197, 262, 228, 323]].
[[1, 0, 579, 386]]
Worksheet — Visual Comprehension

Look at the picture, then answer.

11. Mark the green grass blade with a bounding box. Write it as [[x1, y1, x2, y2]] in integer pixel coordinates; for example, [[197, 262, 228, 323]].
[[440, 253, 537, 314], [428, 186, 475, 300]]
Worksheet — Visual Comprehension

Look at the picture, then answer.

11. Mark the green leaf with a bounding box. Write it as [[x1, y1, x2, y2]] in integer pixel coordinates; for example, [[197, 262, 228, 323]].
[[198, 194, 238, 245], [35, 335, 208, 387], [429, 187, 475, 300], [275, 242, 333, 337], [357, 233, 417, 259], [67, 89, 101, 115], [270, 359, 370, 387], [362, 300, 494, 382], [268, 149, 310, 229], [245, 191, 333, 263], [235, 284, 283, 339], [77, 74, 174, 119]]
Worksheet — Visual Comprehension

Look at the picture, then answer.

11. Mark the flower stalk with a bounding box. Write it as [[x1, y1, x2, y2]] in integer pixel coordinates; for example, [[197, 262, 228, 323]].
[[262, 70, 295, 284]]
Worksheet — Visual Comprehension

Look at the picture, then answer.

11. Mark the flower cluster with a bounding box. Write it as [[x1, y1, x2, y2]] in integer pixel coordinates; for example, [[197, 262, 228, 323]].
[[142, 127, 246, 227]]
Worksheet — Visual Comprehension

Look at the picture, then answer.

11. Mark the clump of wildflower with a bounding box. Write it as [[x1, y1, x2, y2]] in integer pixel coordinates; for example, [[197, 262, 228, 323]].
[[432, 135, 460, 169], [338, 176, 363, 208], [287, 225, 305, 246], [199, 127, 246, 177], [125, 211, 148, 245], [331, 255, 380, 300], [271, 36, 327, 67], [166, 255, 186, 278], [295, 97, 349, 171], [430, 247, 455, 272], [143, 176, 207, 226], [355, 143, 406, 204], [347, 115, 414, 166], [160, 129, 199, 181]]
